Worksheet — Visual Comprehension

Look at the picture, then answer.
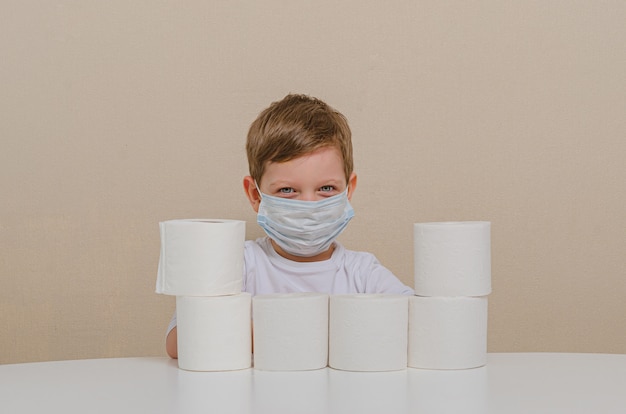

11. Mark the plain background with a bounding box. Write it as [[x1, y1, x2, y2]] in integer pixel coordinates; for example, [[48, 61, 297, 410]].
[[1, 1, 624, 364]]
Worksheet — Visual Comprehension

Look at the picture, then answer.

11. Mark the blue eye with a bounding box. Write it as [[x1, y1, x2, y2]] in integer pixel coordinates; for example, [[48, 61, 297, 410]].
[[279, 188, 295, 194], [320, 186, 335, 192]]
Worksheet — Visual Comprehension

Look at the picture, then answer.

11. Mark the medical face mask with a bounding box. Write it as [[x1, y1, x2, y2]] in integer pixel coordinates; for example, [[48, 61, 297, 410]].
[[256, 187, 355, 257]]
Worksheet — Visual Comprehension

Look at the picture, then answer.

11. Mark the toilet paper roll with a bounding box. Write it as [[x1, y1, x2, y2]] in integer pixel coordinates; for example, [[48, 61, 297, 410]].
[[329, 294, 408, 372], [253, 293, 329, 371], [176, 293, 252, 371], [156, 219, 245, 296], [408, 296, 488, 370], [414, 221, 491, 297]]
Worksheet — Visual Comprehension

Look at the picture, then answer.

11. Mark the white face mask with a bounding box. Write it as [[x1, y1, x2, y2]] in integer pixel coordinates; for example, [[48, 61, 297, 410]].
[[256, 187, 355, 257]]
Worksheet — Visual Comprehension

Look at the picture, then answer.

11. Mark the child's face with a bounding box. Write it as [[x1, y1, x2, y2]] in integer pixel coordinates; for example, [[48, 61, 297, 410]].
[[244, 146, 357, 213]]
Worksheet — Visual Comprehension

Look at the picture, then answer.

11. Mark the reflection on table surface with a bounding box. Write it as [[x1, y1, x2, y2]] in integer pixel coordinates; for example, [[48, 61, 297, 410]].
[[1, 353, 625, 414]]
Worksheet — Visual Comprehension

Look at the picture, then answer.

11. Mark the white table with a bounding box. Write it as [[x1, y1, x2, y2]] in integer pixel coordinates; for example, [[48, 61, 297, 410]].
[[1, 353, 624, 413]]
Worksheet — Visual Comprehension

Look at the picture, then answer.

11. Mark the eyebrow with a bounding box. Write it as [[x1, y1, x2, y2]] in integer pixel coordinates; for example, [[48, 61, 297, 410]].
[[267, 180, 294, 189], [319, 178, 344, 186]]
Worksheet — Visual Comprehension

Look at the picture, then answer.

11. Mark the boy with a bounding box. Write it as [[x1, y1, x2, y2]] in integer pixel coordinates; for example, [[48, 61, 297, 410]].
[[166, 94, 413, 358]]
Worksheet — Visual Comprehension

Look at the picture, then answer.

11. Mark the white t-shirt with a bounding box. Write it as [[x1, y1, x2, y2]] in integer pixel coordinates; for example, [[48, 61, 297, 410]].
[[243, 236, 414, 295], [166, 237, 414, 334]]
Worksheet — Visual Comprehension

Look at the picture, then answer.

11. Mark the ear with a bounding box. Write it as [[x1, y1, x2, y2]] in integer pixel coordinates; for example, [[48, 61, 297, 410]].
[[347, 172, 357, 201], [243, 176, 261, 213]]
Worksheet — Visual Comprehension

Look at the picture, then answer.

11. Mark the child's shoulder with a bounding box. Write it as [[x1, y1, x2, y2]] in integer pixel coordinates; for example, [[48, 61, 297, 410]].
[[335, 242, 381, 267], [245, 236, 271, 249], [244, 237, 272, 259]]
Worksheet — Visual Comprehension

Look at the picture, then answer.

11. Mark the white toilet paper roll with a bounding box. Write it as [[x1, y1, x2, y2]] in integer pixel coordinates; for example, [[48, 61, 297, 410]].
[[408, 296, 488, 370], [176, 293, 252, 371], [414, 221, 491, 297], [253, 293, 329, 371], [329, 294, 408, 372], [156, 219, 245, 296]]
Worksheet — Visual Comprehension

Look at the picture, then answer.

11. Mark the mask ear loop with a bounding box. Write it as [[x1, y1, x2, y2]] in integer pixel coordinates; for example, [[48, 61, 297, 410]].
[[254, 180, 263, 200], [346, 174, 355, 200]]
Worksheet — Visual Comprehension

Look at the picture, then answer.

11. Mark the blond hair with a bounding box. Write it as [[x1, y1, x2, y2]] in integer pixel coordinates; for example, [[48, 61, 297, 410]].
[[246, 94, 353, 184]]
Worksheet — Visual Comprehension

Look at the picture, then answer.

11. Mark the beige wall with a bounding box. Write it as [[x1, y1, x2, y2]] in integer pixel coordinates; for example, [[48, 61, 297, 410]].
[[1, 1, 625, 363]]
